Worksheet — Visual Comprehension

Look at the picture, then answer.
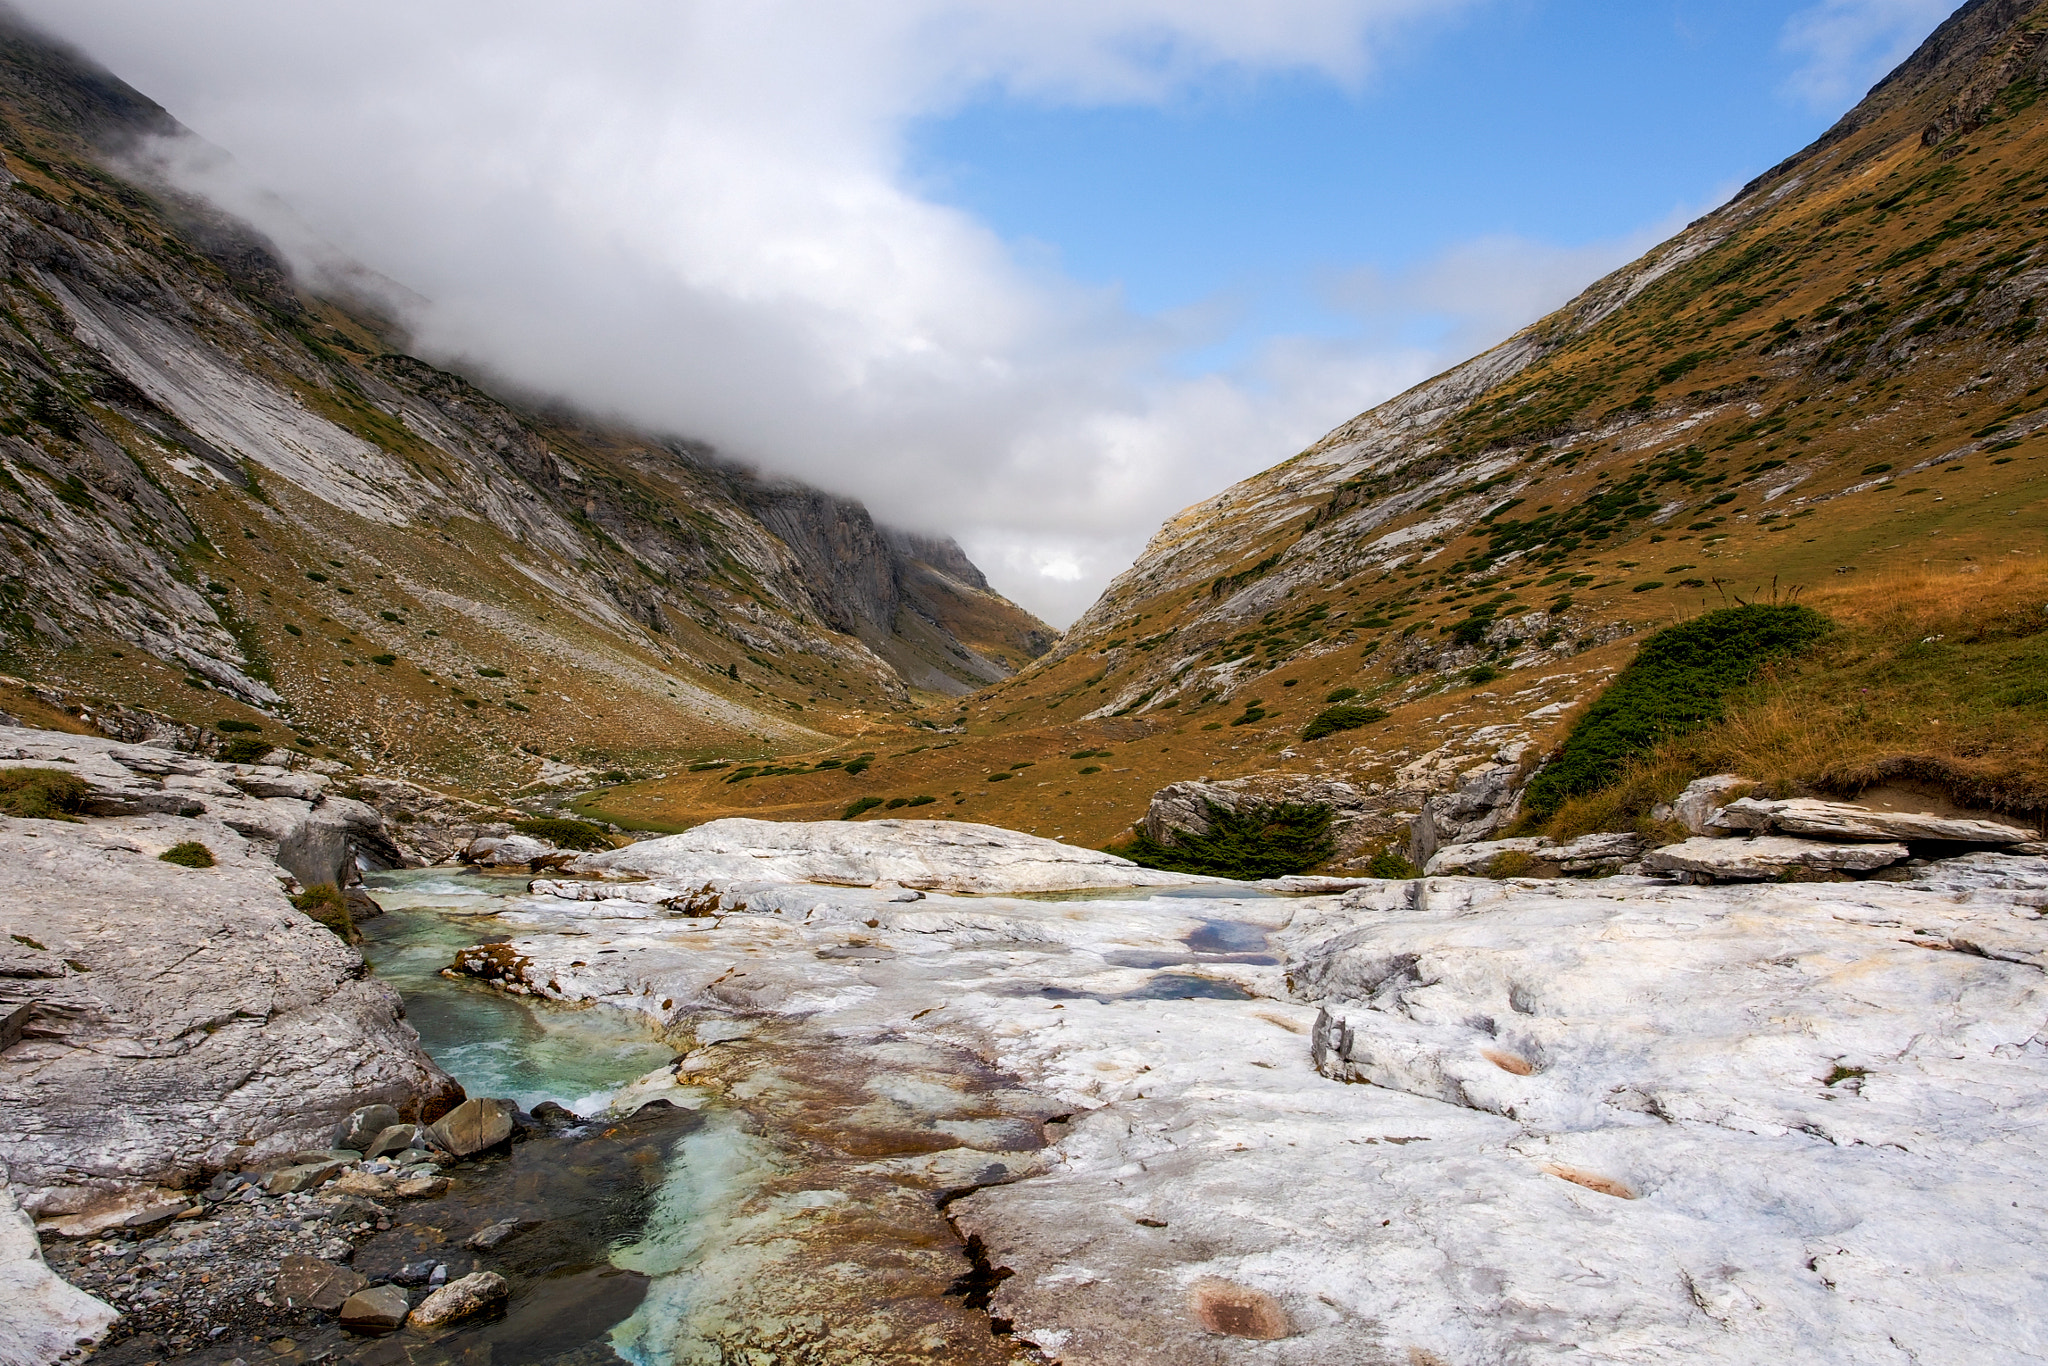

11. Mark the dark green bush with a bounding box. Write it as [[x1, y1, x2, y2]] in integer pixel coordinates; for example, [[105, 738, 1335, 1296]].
[[1325, 687, 1360, 704], [1521, 603, 1833, 821], [842, 757, 872, 776], [292, 882, 356, 941], [369, 653, 396, 666], [1465, 664, 1503, 686], [513, 817, 614, 851], [221, 738, 272, 764], [1365, 847, 1419, 879], [905, 795, 936, 807], [159, 841, 215, 868], [842, 796, 884, 820], [215, 718, 261, 733], [0, 767, 89, 820], [1302, 704, 1389, 742], [1116, 800, 1335, 880]]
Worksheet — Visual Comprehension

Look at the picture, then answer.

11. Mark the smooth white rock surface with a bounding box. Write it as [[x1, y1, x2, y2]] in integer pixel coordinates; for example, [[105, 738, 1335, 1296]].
[[1641, 834, 1908, 879], [566, 817, 1217, 894], [453, 837, 2048, 1363], [1710, 795, 2040, 845], [0, 1179, 115, 1366]]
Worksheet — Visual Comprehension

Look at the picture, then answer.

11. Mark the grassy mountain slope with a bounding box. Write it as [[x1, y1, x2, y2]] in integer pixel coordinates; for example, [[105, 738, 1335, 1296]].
[[0, 13, 1048, 794], [596, 0, 2048, 849]]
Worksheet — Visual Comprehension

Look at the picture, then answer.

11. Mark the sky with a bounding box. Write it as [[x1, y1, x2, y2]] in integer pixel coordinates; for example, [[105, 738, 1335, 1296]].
[[19, 0, 1957, 626]]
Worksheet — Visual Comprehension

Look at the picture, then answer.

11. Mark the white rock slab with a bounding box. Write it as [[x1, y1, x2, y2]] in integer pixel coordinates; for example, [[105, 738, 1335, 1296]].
[[1670, 773, 1751, 835], [0, 1179, 115, 1365], [1641, 834, 1907, 880], [450, 843, 2048, 1363], [567, 817, 1217, 894], [1710, 795, 2039, 845]]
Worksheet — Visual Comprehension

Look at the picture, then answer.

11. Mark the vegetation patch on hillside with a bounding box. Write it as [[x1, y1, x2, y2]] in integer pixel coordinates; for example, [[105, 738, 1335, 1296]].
[[1541, 566, 2048, 837], [1522, 603, 1833, 822], [1115, 800, 1335, 880], [513, 816, 614, 851], [0, 766, 88, 820]]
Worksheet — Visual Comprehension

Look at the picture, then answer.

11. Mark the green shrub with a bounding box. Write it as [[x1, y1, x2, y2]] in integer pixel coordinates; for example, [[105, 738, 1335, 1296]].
[[292, 882, 356, 941], [905, 795, 936, 807], [1465, 664, 1503, 686], [1325, 687, 1360, 703], [987, 773, 1013, 782], [1521, 603, 1833, 821], [1116, 800, 1335, 880], [1079, 765, 1102, 775], [476, 667, 506, 678], [1364, 848, 1418, 879], [215, 718, 261, 733], [842, 796, 885, 820], [842, 757, 872, 776], [0, 767, 89, 820], [221, 738, 272, 764], [369, 653, 396, 666], [159, 841, 215, 868], [1302, 704, 1389, 742], [513, 817, 614, 851]]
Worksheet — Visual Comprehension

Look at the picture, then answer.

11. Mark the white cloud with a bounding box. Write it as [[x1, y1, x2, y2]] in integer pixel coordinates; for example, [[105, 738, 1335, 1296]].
[[18, 0, 1661, 627], [1779, 0, 1954, 111]]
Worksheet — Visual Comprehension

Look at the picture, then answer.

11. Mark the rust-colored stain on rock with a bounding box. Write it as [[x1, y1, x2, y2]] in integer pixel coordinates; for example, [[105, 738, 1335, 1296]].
[[1189, 1279, 1291, 1339]]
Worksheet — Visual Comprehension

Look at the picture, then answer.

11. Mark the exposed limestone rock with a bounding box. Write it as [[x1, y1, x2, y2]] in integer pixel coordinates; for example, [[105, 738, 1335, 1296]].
[[1664, 773, 1752, 835], [1421, 832, 1645, 877], [1406, 736, 1534, 867], [0, 731, 461, 1221], [463, 833, 568, 869], [449, 827, 2048, 1362], [1709, 795, 2040, 845], [1641, 834, 1909, 881], [568, 817, 1214, 894], [333, 776, 520, 867], [410, 1270, 509, 1329], [0, 1179, 115, 1366]]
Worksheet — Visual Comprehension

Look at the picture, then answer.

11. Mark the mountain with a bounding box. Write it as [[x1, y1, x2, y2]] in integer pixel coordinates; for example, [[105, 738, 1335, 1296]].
[[0, 10, 1048, 791], [592, 0, 2048, 853]]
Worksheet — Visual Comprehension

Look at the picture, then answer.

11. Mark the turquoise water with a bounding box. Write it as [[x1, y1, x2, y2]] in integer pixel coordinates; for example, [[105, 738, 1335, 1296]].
[[359, 867, 679, 1115]]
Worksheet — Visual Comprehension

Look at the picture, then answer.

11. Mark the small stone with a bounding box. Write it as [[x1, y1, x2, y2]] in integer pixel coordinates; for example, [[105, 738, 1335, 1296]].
[[275, 1255, 366, 1313], [426, 1098, 516, 1157], [337, 1282, 411, 1334], [394, 1175, 450, 1200], [121, 1202, 190, 1235], [391, 1261, 439, 1288], [465, 1218, 524, 1251], [409, 1271, 509, 1329], [335, 1104, 401, 1153], [328, 1171, 398, 1200]]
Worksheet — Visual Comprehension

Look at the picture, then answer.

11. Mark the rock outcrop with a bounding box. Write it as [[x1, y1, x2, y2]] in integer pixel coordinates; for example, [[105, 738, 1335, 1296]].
[[566, 817, 1214, 894], [0, 1180, 115, 1364], [446, 820, 2048, 1362], [0, 725, 461, 1229]]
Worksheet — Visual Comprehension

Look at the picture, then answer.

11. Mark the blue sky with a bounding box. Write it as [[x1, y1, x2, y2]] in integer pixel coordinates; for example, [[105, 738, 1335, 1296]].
[[30, 0, 1957, 622], [908, 0, 1924, 373]]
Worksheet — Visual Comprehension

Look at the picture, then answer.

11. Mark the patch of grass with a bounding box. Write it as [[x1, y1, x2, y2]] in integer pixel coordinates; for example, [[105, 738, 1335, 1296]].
[[159, 841, 215, 868], [1364, 847, 1419, 879], [0, 767, 89, 820], [1114, 800, 1335, 880], [291, 882, 356, 942], [1521, 603, 1833, 822], [221, 738, 272, 764], [1302, 704, 1390, 742], [842, 796, 885, 820]]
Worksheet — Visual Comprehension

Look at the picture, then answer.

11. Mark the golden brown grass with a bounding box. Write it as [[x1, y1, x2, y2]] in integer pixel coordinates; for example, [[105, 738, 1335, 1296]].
[[1540, 560, 2048, 838]]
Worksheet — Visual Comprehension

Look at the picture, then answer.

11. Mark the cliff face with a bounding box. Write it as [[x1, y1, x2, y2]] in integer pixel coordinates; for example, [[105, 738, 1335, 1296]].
[[983, 0, 2048, 723], [0, 11, 1048, 789]]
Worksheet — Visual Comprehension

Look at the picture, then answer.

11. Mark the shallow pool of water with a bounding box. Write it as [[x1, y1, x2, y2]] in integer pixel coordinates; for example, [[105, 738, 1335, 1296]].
[[360, 868, 679, 1120]]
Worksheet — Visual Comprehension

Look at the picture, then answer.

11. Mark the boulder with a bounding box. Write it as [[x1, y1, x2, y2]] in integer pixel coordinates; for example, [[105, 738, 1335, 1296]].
[[337, 1282, 411, 1333], [1423, 833, 1646, 878], [1641, 835, 1908, 882], [1667, 774, 1751, 835], [395, 1174, 451, 1200], [329, 1170, 397, 1200], [1, 1178, 116, 1363], [276, 1254, 367, 1313], [428, 1098, 516, 1157], [364, 1123, 425, 1159], [333, 1105, 397, 1146], [1708, 796, 2039, 846], [0, 730, 462, 1218], [264, 1160, 349, 1196], [410, 1270, 509, 1330], [1424, 837, 1555, 877], [568, 817, 1214, 894], [1408, 739, 1536, 866], [464, 834, 556, 868]]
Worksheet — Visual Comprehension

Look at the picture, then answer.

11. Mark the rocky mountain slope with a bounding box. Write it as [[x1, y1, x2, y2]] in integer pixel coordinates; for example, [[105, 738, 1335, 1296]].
[[0, 10, 1047, 795], [769, 0, 2048, 857]]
